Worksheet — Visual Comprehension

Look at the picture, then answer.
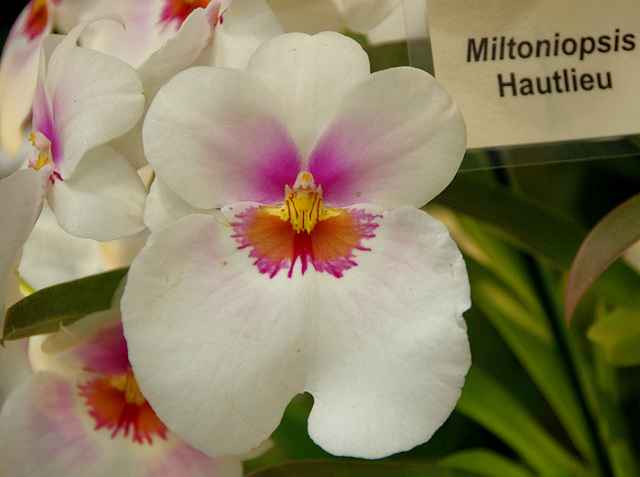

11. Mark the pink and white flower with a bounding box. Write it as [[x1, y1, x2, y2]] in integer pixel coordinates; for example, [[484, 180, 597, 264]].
[[0, 18, 146, 314], [81, 0, 283, 168], [0, 314, 245, 477], [20, 19, 146, 241], [0, 0, 57, 155], [122, 32, 470, 459]]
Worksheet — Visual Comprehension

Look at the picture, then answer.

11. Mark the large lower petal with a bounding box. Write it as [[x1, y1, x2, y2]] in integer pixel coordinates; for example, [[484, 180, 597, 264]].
[[46, 145, 146, 241], [143, 66, 301, 208], [247, 31, 370, 158], [303, 205, 470, 458], [308, 67, 467, 209], [122, 214, 308, 456], [122, 205, 470, 458]]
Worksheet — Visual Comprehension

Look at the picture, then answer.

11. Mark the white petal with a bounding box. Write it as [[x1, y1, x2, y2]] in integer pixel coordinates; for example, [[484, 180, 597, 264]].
[[308, 67, 467, 209], [247, 31, 370, 158], [44, 23, 144, 177], [122, 214, 307, 456], [0, 168, 48, 314], [47, 145, 146, 241], [19, 204, 105, 290], [123, 204, 470, 459], [77, 1, 169, 69], [143, 66, 300, 209], [305, 205, 470, 458], [114, 2, 222, 168], [265, 0, 344, 34], [0, 373, 106, 477], [144, 178, 220, 231], [0, 340, 30, 407], [338, 0, 401, 33], [208, 0, 284, 69]]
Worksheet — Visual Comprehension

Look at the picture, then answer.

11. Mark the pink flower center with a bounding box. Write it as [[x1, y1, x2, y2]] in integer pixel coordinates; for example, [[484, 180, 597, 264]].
[[160, 0, 212, 30], [28, 132, 60, 183], [22, 0, 49, 41], [230, 171, 380, 278], [78, 366, 168, 445]]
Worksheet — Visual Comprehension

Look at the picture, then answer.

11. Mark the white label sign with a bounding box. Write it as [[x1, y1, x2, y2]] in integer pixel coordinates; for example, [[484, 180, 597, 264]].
[[427, 0, 640, 148]]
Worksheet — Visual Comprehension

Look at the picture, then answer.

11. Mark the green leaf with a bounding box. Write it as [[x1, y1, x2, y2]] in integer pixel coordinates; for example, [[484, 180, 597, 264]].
[[2, 268, 128, 343], [464, 253, 596, 464], [434, 172, 640, 308], [366, 42, 410, 72], [565, 192, 640, 321], [456, 367, 591, 477], [588, 297, 640, 366], [441, 449, 536, 477], [246, 460, 484, 477]]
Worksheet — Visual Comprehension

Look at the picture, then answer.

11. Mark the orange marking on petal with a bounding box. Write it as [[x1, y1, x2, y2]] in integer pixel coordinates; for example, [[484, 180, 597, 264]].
[[78, 366, 167, 445], [232, 203, 380, 278], [22, 0, 49, 41]]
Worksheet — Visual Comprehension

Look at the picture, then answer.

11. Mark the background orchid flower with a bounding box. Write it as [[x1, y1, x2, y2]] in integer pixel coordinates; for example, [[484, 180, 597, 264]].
[[266, 0, 401, 34], [25, 19, 147, 241], [0, 0, 57, 155], [0, 17, 146, 311], [122, 31, 470, 460], [75, 0, 283, 168], [0, 313, 246, 477], [0, 0, 93, 156]]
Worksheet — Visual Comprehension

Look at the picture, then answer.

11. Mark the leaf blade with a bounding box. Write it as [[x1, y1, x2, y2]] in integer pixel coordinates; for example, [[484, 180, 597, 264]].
[[2, 268, 128, 342], [565, 192, 640, 321]]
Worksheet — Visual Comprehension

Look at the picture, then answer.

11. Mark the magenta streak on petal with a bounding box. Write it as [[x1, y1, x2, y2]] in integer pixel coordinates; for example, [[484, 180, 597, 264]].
[[226, 118, 301, 204], [71, 322, 130, 376], [307, 119, 365, 207], [31, 73, 62, 166]]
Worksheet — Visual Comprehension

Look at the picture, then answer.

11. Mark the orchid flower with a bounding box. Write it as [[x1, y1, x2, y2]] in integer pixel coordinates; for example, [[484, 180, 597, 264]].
[[78, 0, 283, 168], [122, 32, 470, 459], [0, 314, 245, 477], [0, 0, 57, 155], [21, 19, 146, 241], [266, 0, 401, 34], [0, 18, 146, 316]]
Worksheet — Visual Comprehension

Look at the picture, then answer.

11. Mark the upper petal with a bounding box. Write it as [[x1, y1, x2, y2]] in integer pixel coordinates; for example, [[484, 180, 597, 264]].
[[308, 66, 467, 209], [246, 31, 371, 158], [338, 0, 402, 33], [208, 0, 284, 69], [42, 21, 145, 178], [143, 66, 301, 208], [265, 0, 344, 34]]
